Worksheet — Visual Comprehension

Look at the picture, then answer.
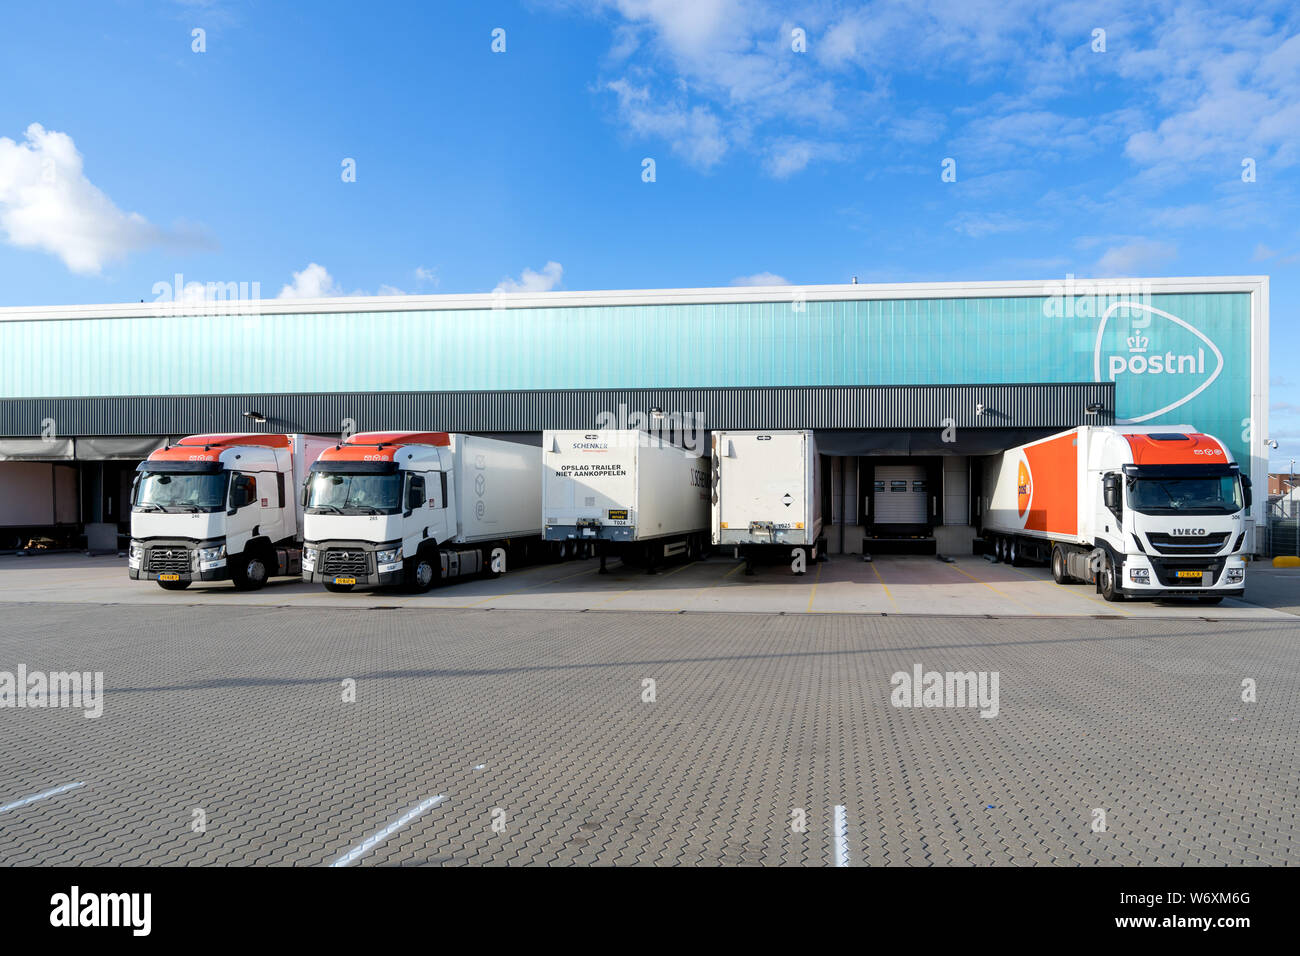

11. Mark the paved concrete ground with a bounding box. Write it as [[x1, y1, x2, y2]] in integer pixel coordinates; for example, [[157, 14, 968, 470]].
[[0, 602, 1296, 865], [3, 552, 1297, 619]]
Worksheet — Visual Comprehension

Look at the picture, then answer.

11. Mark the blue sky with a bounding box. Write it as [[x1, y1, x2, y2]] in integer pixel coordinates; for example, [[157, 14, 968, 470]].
[[0, 0, 1297, 467]]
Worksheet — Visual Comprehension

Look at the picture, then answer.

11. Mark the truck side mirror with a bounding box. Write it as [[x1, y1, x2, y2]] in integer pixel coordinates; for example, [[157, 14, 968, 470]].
[[1103, 474, 1121, 512], [1241, 474, 1252, 509]]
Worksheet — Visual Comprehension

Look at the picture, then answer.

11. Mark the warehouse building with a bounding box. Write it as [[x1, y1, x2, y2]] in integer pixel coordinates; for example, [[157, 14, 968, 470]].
[[0, 276, 1270, 554]]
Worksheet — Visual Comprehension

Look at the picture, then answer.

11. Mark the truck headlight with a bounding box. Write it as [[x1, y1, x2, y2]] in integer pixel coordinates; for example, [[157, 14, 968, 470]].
[[304, 547, 318, 562], [377, 547, 401, 564], [1226, 567, 1245, 583], [1129, 568, 1150, 584], [198, 544, 227, 562]]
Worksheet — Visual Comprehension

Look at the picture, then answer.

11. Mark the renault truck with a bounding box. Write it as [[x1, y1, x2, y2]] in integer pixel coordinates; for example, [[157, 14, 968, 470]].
[[980, 425, 1251, 603], [543, 429, 710, 573], [129, 433, 334, 590], [302, 431, 543, 592], [710, 429, 825, 574]]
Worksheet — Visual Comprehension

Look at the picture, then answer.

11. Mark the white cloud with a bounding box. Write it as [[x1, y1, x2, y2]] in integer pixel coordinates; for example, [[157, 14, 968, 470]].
[[730, 271, 789, 286], [1091, 239, 1177, 277], [414, 265, 439, 286], [763, 139, 847, 178], [494, 261, 564, 294], [0, 123, 202, 274], [605, 80, 727, 169], [277, 262, 342, 299]]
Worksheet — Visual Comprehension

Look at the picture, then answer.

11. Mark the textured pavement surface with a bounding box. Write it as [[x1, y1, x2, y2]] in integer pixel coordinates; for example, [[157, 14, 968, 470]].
[[1, 602, 1296, 866], [2, 552, 1295, 619]]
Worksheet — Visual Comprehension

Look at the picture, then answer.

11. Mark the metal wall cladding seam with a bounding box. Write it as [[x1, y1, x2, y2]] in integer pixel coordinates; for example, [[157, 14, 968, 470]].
[[0, 384, 1114, 437]]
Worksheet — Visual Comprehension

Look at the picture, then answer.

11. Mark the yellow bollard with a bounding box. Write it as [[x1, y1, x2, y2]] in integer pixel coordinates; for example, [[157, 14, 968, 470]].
[[1273, 555, 1300, 568]]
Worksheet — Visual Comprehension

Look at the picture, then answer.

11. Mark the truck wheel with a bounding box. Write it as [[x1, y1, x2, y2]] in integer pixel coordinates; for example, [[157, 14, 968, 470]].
[[1050, 546, 1068, 584], [231, 551, 270, 591], [1008, 538, 1021, 566], [993, 537, 1004, 562], [1098, 555, 1123, 602], [405, 554, 437, 593], [158, 579, 190, 591]]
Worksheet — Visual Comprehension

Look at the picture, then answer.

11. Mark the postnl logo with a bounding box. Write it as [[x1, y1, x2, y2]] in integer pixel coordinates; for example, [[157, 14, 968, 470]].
[[1093, 301, 1223, 424], [1016, 459, 1032, 519]]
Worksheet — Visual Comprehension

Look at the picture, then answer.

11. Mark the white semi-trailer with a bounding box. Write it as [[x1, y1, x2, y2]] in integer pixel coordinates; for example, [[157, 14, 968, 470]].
[[710, 429, 825, 574], [129, 433, 334, 590], [543, 429, 710, 573], [302, 431, 543, 592], [980, 425, 1251, 603]]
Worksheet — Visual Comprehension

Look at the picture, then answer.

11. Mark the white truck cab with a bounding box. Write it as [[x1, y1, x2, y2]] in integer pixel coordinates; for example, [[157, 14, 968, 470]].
[[129, 433, 333, 590], [302, 431, 543, 592]]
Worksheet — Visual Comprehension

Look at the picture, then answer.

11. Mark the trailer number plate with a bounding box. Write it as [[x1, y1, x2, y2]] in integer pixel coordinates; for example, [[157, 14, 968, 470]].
[[607, 509, 628, 520], [158, 573, 180, 582], [334, 577, 357, 585], [1176, 570, 1203, 579]]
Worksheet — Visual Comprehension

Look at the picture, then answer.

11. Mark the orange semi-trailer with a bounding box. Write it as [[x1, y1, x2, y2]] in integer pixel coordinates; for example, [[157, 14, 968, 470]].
[[980, 425, 1252, 603]]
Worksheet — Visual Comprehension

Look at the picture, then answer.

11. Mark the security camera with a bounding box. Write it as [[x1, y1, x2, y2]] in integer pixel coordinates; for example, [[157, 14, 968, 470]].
[[975, 403, 985, 416]]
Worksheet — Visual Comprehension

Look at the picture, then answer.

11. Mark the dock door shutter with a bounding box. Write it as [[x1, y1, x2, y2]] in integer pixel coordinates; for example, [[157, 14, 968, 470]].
[[873, 465, 927, 525]]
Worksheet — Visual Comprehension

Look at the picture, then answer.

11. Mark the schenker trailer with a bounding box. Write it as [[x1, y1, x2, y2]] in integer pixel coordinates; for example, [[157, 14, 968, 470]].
[[980, 425, 1251, 603], [302, 431, 544, 592], [542, 429, 710, 573]]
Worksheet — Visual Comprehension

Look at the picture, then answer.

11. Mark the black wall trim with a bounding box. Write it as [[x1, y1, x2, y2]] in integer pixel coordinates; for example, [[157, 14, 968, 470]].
[[0, 383, 1116, 438]]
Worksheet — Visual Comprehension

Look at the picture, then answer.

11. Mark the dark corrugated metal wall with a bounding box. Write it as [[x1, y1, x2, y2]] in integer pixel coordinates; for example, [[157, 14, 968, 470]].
[[0, 383, 1114, 437]]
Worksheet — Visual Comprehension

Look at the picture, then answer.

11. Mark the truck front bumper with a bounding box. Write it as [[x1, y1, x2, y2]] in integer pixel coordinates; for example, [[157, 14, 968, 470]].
[[303, 541, 404, 589], [128, 541, 229, 583], [1120, 554, 1247, 598]]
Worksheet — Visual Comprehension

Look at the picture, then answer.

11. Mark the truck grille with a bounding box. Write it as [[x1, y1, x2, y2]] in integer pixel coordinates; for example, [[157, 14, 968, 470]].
[[321, 550, 369, 574], [147, 549, 192, 573], [1145, 532, 1230, 556]]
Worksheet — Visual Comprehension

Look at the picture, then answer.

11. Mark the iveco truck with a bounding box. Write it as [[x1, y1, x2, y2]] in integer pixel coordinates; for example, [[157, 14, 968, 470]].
[[543, 429, 710, 573], [981, 425, 1251, 603], [711, 429, 825, 574], [129, 433, 334, 590], [302, 431, 543, 592]]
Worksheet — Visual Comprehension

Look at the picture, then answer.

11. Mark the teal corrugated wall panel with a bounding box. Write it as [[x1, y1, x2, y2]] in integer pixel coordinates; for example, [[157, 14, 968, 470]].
[[0, 292, 1254, 465]]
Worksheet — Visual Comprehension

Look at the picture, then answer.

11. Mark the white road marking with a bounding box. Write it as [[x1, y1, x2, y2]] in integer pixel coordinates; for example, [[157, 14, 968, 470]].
[[0, 781, 85, 815], [833, 804, 849, 867], [329, 794, 446, 867]]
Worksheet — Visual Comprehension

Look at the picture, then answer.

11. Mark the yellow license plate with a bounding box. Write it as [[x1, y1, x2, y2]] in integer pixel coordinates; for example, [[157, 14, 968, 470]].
[[1176, 570, 1203, 579], [333, 577, 356, 585], [159, 573, 180, 581]]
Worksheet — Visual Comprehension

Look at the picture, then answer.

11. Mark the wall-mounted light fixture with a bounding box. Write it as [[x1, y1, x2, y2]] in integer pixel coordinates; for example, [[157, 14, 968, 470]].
[[242, 410, 267, 424], [1085, 402, 1105, 415], [975, 403, 985, 417]]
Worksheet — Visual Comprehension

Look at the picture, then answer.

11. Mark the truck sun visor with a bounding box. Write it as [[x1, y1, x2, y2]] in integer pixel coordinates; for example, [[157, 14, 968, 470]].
[[135, 460, 223, 474], [309, 460, 400, 475]]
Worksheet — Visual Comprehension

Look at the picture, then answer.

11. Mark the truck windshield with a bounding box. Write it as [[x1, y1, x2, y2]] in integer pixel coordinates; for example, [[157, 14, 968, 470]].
[[1128, 476, 1243, 515], [134, 472, 229, 513], [306, 473, 402, 514]]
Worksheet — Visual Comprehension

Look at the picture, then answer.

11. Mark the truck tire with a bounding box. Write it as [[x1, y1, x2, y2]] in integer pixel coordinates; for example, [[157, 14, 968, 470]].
[[1098, 554, 1123, 602], [231, 550, 270, 591], [1008, 538, 1022, 566], [1050, 545, 1068, 584], [157, 578, 190, 591], [404, 553, 437, 593], [993, 537, 1005, 563]]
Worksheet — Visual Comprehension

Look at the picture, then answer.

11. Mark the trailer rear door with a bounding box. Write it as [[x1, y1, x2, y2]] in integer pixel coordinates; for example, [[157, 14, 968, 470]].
[[719, 432, 809, 533]]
